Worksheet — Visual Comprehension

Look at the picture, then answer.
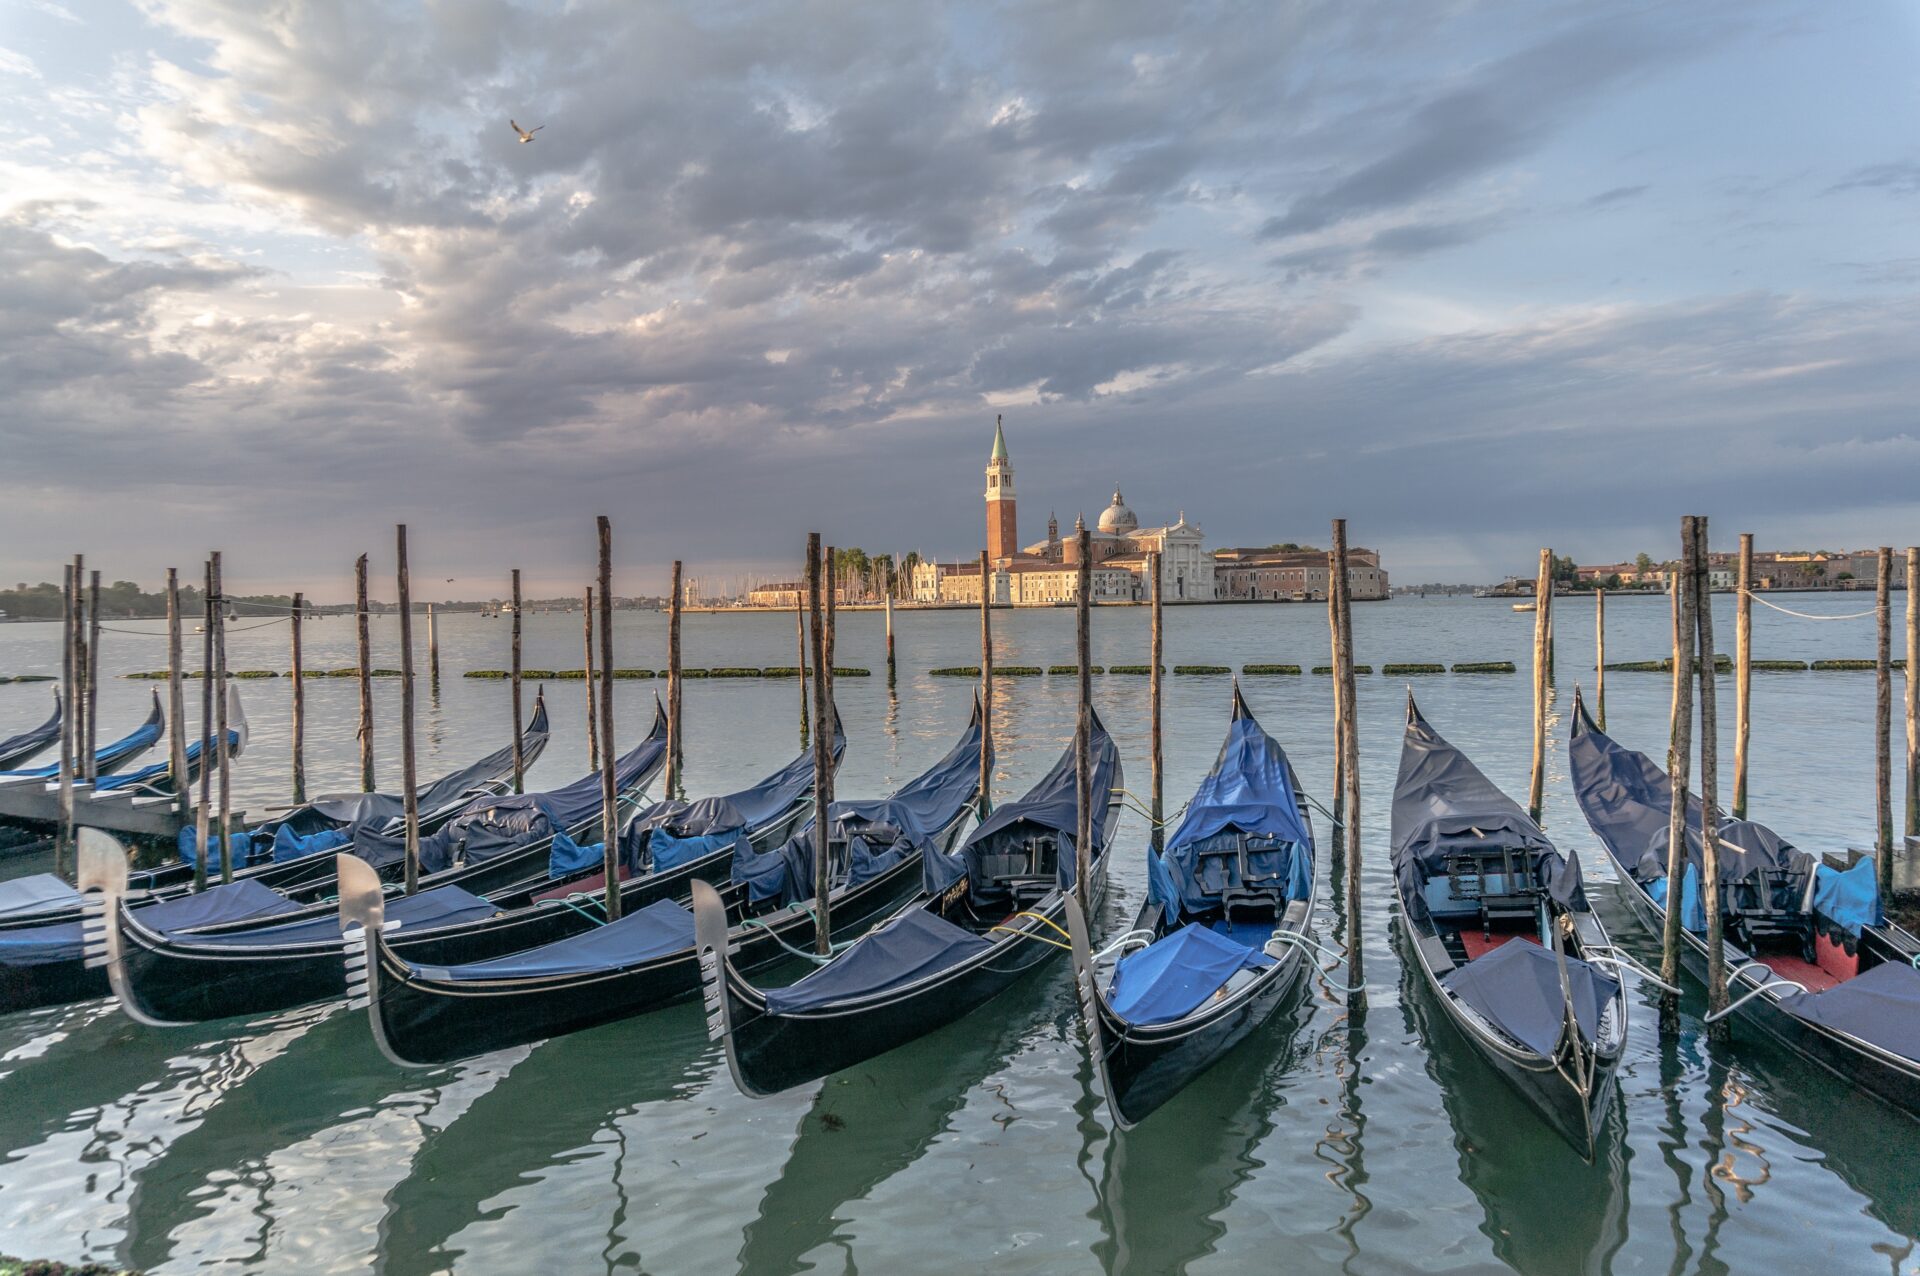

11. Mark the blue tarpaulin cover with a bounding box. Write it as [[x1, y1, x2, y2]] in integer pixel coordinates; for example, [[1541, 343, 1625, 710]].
[[0, 695, 162, 781], [547, 832, 604, 880], [414, 898, 695, 981], [1393, 705, 1586, 923], [0, 873, 80, 921], [1648, 863, 1708, 933], [652, 827, 751, 872], [406, 704, 666, 872], [177, 827, 256, 873], [1108, 923, 1273, 1026], [138, 878, 303, 933], [1778, 961, 1920, 1063], [1812, 858, 1883, 935], [191, 886, 495, 948], [961, 711, 1118, 900], [764, 908, 991, 1015], [0, 693, 60, 770], [0, 919, 82, 968], [271, 825, 352, 864], [1150, 705, 1311, 924], [1441, 939, 1621, 1057]]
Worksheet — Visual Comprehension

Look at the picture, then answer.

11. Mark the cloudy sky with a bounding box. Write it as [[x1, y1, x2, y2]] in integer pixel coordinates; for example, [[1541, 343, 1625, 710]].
[[2, 0, 1916, 598]]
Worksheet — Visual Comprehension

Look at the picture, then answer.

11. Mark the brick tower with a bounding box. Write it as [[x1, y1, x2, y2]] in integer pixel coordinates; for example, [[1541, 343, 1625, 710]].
[[985, 414, 1017, 564]]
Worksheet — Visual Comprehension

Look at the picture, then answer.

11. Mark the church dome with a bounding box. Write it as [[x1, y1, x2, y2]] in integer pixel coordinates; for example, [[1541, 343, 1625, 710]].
[[1097, 489, 1138, 535]]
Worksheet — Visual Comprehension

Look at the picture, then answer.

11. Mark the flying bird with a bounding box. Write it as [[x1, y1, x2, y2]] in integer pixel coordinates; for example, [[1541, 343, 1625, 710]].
[[510, 119, 544, 143]]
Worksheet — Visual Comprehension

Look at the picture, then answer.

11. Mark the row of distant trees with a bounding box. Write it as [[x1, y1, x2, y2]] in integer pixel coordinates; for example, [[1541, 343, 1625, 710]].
[[827, 548, 923, 601], [0, 580, 300, 620]]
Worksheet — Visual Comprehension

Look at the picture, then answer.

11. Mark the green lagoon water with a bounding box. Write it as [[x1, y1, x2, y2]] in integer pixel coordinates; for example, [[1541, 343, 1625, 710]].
[[0, 595, 1913, 1275]]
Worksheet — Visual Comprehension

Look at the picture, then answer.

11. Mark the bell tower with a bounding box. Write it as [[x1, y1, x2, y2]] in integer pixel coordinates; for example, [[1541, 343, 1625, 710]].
[[985, 414, 1017, 564]]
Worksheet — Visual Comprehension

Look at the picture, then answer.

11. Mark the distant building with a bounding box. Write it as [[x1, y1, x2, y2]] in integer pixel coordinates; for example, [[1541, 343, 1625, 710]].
[[1213, 547, 1388, 601]]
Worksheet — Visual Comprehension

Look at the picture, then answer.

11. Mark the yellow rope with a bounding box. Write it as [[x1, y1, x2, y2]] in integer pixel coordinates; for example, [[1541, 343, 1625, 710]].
[[987, 909, 1073, 950]]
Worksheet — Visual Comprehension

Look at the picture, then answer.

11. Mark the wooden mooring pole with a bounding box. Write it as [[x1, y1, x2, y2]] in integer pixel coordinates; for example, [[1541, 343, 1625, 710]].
[[427, 602, 440, 687], [56, 564, 76, 881], [1075, 528, 1094, 905], [596, 517, 621, 922], [885, 587, 896, 689], [1659, 517, 1698, 1014], [355, 553, 374, 792], [823, 548, 837, 801], [1876, 547, 1894, 889], [583, 586, 600, 770], [1331, 519, 1362, 990], [511, 568, 525, 794], [1149, 550, 1165, 854], [195, 559, 213, 892], [85, 569, 100, 785], [668, 560, 683, 799], [71, 555, 85, 795], [979, 549, 993, 818], [796, 603, 810, 747], [290, 591, 306, 805], [1907, 545, 1918, 841], [167, 569, 188, 814], [1595, 586, 1607, 733], [1327, 547, 1346, 836], [807, 534, 832, 955], [1693, 517, 1728, 1031], [212, 551, 231, 885], [397, 526, 421, 895], [1733, 533, 1753, 821], [1528, 548, 1551, 824]]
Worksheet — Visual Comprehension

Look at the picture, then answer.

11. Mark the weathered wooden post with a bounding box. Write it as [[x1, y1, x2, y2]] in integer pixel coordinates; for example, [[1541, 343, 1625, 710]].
[[1327, 547, 1346, 835], [979, 548, 994, 818], [511, 568, 525, 794], [1075, 528, 1094, 902], [56, 564, 76, 881], [166, 569, 188, 813], [1331, 519, 1362, 989], [807, 534, 832, 955], [1659, 517, 1698, 1013], [884, 586, 896, 689], [667, 560, 683, 799], [796, 603, 810, 747], [397, 526, 421, 895], [427, 602, 440, 687], [583, 586, 600, 770], [596, 517, 621, 921], [290, 590, 306, 804], [1693, 517, 1729, 1032], [70, 554, 85, 793], [195, 559, 214, 892], [355, 553, 374, 792], [1528, 548, 1552, 824], [1733, 533, 1753, 821], [823, 547, 837, 801], [1595, 586, 1607, 732], [85, 569, 100, 784], [1877, 547, 1894, 885], [1149, 550, 1165, 853], [1907, 546, 1918, 840], [212, 551, 232, 885]]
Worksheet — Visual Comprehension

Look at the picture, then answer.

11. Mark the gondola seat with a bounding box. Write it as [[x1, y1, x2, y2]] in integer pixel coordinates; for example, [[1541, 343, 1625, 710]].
[[1725, 865, 1814, 958]]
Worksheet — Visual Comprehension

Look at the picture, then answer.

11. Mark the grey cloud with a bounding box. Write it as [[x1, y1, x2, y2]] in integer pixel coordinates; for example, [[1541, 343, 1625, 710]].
[[1827, 162, 1920, 197], [1586, 184, 1649, 207]]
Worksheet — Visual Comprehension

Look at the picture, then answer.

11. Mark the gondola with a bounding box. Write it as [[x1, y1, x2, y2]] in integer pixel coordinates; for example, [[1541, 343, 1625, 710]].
[[698, 709, 1122, 1098], [70, 705, 716, 1027], [0, 692, 61, 770], [337, 707, 967, 1065], [0, 698, 604, 1019], [1568, 692, 1920, 1115], [1391, 695, 1627, 1158], [0, 690, 164, 786], [1067, 686, 1317, 1128]]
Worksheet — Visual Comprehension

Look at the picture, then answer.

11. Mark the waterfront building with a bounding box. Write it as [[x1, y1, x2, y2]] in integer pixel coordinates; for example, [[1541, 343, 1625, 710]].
[[1212, 546, 1389, 601]]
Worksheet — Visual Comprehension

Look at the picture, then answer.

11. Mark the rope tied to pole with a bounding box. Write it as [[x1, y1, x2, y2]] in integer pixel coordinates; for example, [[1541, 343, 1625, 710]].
[[1742, 590, 1877, 622]]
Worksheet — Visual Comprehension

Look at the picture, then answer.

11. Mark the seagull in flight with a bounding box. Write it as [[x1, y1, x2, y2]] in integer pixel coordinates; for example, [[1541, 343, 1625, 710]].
[[510, 119, 544, 144]]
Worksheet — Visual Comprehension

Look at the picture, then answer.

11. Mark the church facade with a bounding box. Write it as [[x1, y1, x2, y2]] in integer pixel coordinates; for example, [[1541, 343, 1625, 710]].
[[911, 418, 1212, 605]]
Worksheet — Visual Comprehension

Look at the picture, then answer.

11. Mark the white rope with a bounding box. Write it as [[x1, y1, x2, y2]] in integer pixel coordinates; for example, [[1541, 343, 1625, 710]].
[[1743, 590, 1876, 622]]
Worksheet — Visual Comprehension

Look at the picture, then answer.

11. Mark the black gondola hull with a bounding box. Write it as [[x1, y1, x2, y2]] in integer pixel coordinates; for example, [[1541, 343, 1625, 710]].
[[368, 847, 929, 1066]]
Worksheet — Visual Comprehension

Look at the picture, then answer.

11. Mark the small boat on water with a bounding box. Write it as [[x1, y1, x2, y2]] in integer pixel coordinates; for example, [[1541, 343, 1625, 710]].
[[0, 692, 62, 770], [335, 708, 952, 1066], [699, 711, 1122, 1098], [1391, 695, 1628, 1158], [1568, 692, 1920, 1116], [1066, 686, 1318, 1128], [1512, 602, 1536, 612], [0, 691, 164, 788]]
